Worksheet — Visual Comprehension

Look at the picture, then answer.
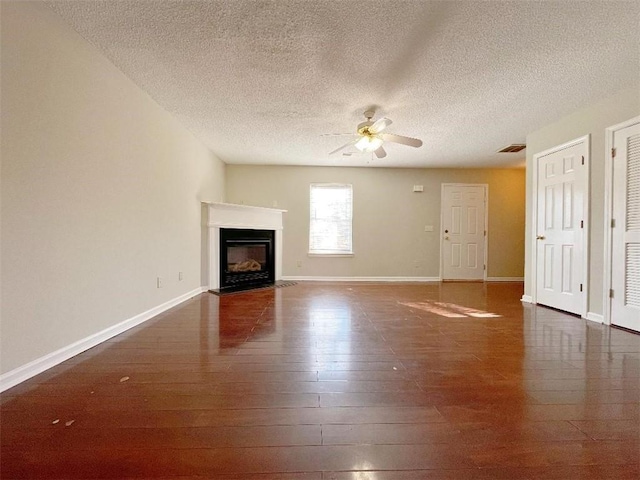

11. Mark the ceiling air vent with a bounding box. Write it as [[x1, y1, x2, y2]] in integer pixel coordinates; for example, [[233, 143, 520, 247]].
[[497, 144, 526, 153]]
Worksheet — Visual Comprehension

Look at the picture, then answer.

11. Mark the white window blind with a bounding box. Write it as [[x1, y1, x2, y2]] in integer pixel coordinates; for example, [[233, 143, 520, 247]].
[[309, 183, 353, 254]]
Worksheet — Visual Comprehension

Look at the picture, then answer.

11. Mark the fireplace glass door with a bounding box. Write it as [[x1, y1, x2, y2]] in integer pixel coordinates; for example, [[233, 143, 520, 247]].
[[220, 229, 275, 290], [227, 242, 267, 274]]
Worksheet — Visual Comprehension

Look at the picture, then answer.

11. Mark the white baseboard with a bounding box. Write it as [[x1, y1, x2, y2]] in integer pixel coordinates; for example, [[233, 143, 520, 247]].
[[521, 295, 533, 303], [284, 276, 523, 283], [585, 312, 604, 324], [486, 277, 524, 282], [282, 276, 441, 282], [0, 286, 206, 393]]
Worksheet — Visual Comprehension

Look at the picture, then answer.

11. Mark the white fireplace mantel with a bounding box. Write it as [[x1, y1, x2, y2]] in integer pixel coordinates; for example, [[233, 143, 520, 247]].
[[203, 202, 287, 290]]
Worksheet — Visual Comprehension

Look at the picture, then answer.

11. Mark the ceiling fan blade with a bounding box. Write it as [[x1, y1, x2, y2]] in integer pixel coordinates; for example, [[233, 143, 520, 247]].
[[329, 140, 357, 156], [369, 117, 392, 134], [320, 133, 357, 137], [374, 146, 387, 159], [381, 133, 423, 148]]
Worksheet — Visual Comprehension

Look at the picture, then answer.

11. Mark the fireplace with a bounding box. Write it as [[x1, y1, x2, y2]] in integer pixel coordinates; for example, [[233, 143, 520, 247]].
[[203, 202, 285, 292], [220, 228, 275, 290]]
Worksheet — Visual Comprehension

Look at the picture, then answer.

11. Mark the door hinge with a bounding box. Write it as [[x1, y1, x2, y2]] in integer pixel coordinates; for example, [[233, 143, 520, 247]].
[[484, 230, 487, 236], [484, 265, 486, 271], [609, 289, 614, 299], [581, 155, 584, 165], [580, 220, 584, 229], [579, 283, 583, 292], [611, 147, 616, 158], [611, 219, 616, 228]]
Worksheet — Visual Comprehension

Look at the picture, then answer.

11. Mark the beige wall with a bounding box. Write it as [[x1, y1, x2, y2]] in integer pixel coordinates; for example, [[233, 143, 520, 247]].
[[0, 2, 225, 374], [226, 166, 525, 279], [524, 87, 640, 316]]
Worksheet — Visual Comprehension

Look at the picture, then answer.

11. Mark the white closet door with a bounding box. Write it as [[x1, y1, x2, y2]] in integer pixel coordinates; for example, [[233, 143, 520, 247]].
[[611, 122, 640, 332], [535, 141, 587, 315]]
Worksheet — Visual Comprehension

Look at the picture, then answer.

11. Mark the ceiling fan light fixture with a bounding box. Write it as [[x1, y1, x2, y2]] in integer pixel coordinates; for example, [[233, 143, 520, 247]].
[[355, 135, 383, 152], [326, 110, 423, 158]]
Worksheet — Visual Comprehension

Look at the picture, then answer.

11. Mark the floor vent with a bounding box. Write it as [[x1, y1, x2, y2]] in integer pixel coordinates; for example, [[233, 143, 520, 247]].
[[497, 144, 526, 153]]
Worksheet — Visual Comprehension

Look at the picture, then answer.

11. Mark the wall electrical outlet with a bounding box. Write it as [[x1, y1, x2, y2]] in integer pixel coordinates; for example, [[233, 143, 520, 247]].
[[178, 272, 183, 281], [157, 277, 163, 288], [413, 185, 424, 192], [424, 225, 434, 232]]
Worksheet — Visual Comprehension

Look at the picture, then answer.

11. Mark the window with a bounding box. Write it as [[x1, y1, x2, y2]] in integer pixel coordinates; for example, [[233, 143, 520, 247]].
[[309, 183, 353, 255]]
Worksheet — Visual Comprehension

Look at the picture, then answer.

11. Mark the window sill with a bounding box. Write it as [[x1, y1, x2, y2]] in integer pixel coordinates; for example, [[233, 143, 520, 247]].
[[308, 253, 354, 258]]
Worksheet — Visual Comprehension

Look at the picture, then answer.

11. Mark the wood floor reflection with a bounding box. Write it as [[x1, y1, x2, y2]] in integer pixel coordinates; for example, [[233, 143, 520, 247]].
[[2, 282, 639, 479]]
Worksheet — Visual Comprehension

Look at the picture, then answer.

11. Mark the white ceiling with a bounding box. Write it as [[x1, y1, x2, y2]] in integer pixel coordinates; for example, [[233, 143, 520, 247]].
[[44, 0, 639, 168]]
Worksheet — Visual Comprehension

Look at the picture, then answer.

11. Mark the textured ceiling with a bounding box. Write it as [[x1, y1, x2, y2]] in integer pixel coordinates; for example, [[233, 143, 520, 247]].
[[44, 0, 639, 168]]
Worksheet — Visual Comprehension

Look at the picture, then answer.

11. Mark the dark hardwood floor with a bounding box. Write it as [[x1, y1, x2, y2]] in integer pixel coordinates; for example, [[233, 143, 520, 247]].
[[1, 282, 639, 479]]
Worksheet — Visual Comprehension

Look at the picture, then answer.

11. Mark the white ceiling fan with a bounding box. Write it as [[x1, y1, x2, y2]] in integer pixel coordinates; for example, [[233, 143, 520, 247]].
[[326, 110, 423, 159]]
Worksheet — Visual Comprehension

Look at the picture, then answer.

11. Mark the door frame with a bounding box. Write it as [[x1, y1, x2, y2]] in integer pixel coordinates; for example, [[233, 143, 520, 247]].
[[530, 135, 590, 318], [603, 116, 640, 326], [439, 183, 489, 281]]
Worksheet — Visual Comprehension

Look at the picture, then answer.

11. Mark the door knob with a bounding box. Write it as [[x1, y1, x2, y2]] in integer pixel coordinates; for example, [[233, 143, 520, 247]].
[[536, 235, 545, 240]]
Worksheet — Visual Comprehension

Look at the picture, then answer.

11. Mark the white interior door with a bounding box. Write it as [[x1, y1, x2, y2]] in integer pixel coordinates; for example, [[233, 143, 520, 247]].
[[611, 122, 640, 332], [535, 140, 587, 315], [441, 184, 486, 280]]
